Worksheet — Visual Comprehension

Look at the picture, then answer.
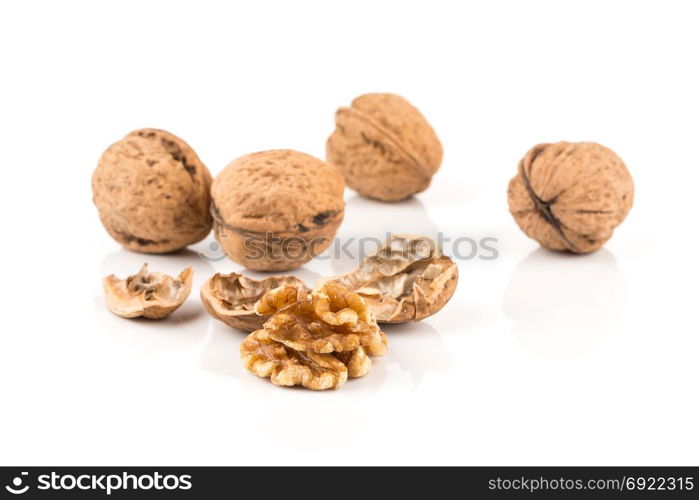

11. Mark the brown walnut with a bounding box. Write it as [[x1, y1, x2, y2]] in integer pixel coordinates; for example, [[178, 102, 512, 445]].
[[508, 142, 634, 253], [240, 329, 348, 390], [326, 93, 443, 201], [211, 150, 345, 271], [200, 273, 309, 331], [103, 264, 193, 319], [324, 235, 458, 323], [239, 282, 385, 390], [262, 283, 388, 356], [334, 346, 372, 379], [92, 128, 213, 253]]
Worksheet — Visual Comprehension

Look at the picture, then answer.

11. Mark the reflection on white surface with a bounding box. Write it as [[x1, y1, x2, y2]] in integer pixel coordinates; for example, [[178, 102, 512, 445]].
[[200, 322, 245, 379], [94, 297, 208, 354], [379, 321, 454, 387], [503, 248, 626, 357]]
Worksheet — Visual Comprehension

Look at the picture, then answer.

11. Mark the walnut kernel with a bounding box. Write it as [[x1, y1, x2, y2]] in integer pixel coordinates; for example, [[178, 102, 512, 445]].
[[239, 282, 387, 390], [263, 283, 388, 355], [240, 329, 348, 390], [334, 346, 372, 378]]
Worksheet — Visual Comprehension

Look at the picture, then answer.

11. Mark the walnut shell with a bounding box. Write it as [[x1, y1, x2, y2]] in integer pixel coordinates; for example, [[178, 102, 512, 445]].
[[326, 93, 442, 201], [211, 150, 345, 271], [200, 273, 309, 331], [103, 264, 193, 319], [92, 129, 213, 253], [323, 235, 458, 323], [508, 142, 634, 253]]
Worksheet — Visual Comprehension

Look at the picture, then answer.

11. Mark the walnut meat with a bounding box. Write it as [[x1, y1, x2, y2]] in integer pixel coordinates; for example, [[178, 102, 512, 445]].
[[254, 284, 305, 314], [92, 129, 213, 253], [200, 273, 308, 331], [508, 142, 634, 253], [326, 93, 443, 201], [240, 329, 348, 390], [211, 150, 345, 271], [334, 346, 372, 378], [325, 235, 458, 323], [103, 264, 193, 319], [240, 282, 386, 390], [263, 283, 388, 356]]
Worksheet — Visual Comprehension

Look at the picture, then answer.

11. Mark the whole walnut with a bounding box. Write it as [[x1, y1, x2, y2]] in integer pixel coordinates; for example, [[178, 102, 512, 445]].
[[508, 142, 634, 253], [326, 93, 442, 201], [92, 128, 213, 253], [211, 150, 345, 271]]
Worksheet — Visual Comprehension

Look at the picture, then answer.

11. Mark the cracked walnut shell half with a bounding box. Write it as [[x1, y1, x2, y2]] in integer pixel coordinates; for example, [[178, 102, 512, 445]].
[[262, 283, 388, 356], [92, 128, 213, 253], [200, 273, 308, 331], [211, 150, 345, 271], [327, 93, 443, 201], [324, 235, 458, 323], [103, 264, 193, 319], [508, 142, 634, 253]]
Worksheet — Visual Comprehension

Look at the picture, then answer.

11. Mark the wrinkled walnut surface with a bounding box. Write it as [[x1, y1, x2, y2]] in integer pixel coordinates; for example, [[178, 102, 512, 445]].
[[324, 235, 458, 323], [241, 329, 348, 390], [92, 128, 213, 253], [201, 273, 309, 331], [327, 93, 442, 201], [508, 142, 634, 253], [334, 346, 372, 378], [255, 284, 311, 316], [210, 150, 345, 271], [103, 264, 193, 319], [262, 283, 388, 356]]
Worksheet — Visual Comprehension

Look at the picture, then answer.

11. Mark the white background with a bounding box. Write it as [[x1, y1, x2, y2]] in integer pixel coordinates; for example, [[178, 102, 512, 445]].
[[1, 0, 697, 466]]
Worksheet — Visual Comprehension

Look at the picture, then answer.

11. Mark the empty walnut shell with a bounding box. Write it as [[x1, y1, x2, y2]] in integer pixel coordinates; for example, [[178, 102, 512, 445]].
[[326, 93, 443, 201], [508, 142, 634, 253], [200, 273, 309, 331], [103, 264, 193, 319], [241, 329, 349, 390], [211, 150, 345, 271], [92, 128, 213, 253], [323, 235, 458, 323]]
